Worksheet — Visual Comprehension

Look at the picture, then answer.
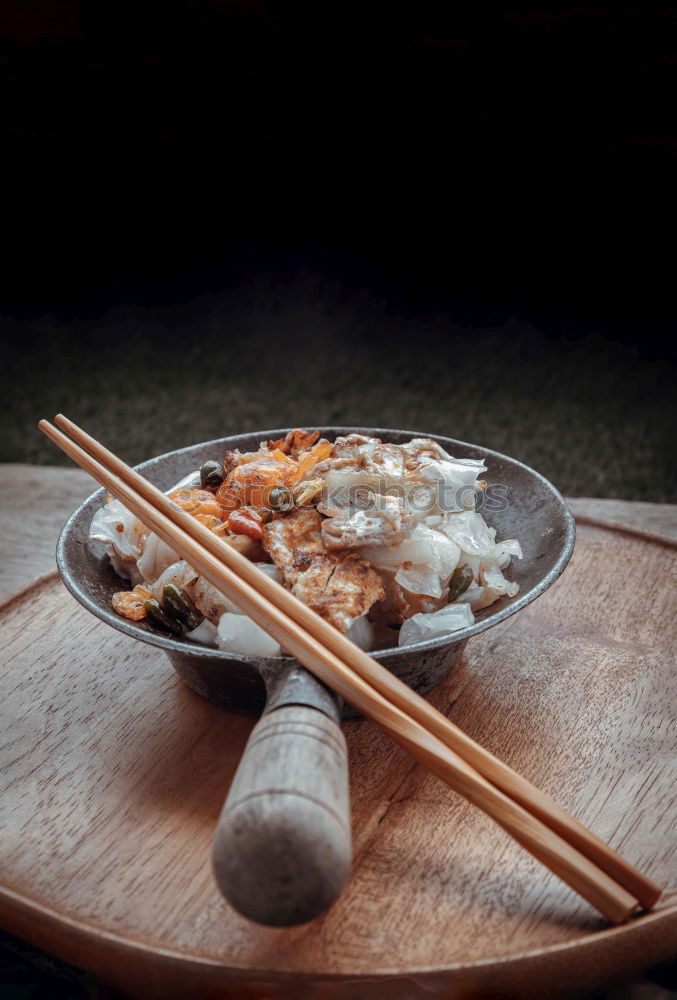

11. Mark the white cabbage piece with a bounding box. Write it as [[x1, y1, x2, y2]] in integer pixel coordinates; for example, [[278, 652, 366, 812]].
[[254, 562, 284, 585], [189, 576, 241, 621], [441, 513, 522, 606], [441, 510, 497, 555], [90, 498, 146, 559], [90, 499, 147, 584], [398, 602, 475, 646], [184, 619, 219, 647], [89, 498, 145, 558], [403, 440, 486, 514], [149, 560, 199, 600], [136, 532, 180, 584], [457, 582, 504, 611], [480, 563, 520, 597], [417, 459, 487, 511], [361, 523, 460, 598], [315, 436, 486, 519], [400, 437, 466, 463], [441, 516, 523, 596], [89, 471, 203, 587], [319, 468, 401, 511], [486, 538, 523, 570], [424, 514, 443, 528], [321, 492, 407, 549], [216, 614, 281, 657], [345, 615, 374, 651]]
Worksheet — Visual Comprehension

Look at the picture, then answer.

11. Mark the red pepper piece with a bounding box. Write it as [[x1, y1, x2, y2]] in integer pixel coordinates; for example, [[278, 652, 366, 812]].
[[228, 508, 264, 541]]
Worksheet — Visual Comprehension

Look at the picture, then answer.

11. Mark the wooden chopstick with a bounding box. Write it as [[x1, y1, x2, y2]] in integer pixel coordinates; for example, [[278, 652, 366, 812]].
[[51, 414, 662, 914], [40, 418, 652, 923]]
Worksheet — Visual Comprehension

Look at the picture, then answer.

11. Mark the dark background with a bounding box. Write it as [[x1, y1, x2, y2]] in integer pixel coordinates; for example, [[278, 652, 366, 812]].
[[2, 3, 676, 502], [1, 6, 676, 996]]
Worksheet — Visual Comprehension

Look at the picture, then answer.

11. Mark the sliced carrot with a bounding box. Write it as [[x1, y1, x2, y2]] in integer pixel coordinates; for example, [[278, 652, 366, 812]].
[[170, 489, 224, 518], [228, 509, 264, 541], [294, 439, 332, 482], [267, 448, 295, 465]]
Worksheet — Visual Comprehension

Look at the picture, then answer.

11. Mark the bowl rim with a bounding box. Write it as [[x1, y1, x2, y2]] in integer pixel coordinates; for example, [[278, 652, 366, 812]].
[[57, 426, 576, 662]]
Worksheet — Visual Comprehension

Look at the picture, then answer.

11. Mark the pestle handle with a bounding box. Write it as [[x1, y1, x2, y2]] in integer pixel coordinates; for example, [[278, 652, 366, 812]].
[[212, 681, 352, 926]]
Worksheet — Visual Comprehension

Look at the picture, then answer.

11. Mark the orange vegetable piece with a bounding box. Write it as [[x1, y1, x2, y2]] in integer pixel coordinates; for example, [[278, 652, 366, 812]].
[[267, 435, 291, 454], [112, 586, 154, 621], [169, 489, 224, 519], [216, 455, 298, 512], [268, 429, 319, 456], [294, 439, 332, 482], [228, 508, 264, 541], [267, 448, 295, 464], [291, 429, 320, 452]]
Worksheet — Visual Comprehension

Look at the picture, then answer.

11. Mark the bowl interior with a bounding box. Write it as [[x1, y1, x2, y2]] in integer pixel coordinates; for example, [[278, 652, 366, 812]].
[[57, 427, 575, 667]]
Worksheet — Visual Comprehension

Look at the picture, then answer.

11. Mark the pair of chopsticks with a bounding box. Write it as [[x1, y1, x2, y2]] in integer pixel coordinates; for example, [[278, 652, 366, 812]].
[[40, 415, 662, 924]]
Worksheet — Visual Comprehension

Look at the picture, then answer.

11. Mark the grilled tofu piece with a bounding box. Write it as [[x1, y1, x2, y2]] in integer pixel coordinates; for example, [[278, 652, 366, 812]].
[[291, 557, 385, 634], [262, 508, 385, 633]]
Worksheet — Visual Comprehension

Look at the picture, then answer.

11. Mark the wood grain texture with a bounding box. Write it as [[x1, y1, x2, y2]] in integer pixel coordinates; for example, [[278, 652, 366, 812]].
[[568, 498, 677, 546], [213, 704, 352, 926], [0, 464, 92, 607], [0, 516, 675, 998]]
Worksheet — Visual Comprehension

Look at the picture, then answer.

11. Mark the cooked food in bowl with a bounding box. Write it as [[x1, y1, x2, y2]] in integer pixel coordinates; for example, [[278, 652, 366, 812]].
[[90, 430, 522, 654]]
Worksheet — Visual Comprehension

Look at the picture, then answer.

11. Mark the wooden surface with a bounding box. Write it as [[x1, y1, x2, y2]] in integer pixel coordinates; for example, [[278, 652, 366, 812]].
[[0, 466, 676, 998], [0, 464, 92, 607], [567, 497, 677, 546]]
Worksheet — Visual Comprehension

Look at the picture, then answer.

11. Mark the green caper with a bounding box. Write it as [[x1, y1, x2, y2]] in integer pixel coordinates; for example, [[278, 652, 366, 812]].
[[200, 460, 225, 491], [447, 565, 474, 603], [144, 599, 184, 636], [268, 486, 293, 512], [162, 584, 204, 630]]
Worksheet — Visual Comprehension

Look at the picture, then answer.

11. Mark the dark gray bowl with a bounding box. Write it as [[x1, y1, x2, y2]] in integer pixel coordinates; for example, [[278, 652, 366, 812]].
[[57, 427, 575, 718]]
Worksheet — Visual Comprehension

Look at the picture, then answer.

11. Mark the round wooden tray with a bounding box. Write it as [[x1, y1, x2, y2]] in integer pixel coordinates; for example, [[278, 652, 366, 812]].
[[0, 519, 675, 999]]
